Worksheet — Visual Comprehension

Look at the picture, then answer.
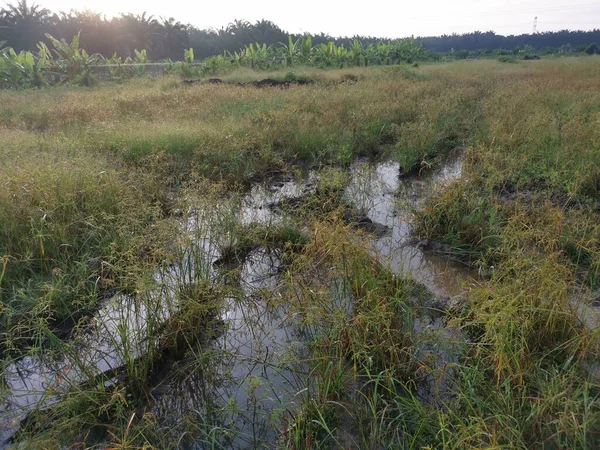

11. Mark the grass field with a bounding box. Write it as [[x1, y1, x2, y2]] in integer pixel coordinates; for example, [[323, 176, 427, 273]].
[[1, 57, 599, 449]]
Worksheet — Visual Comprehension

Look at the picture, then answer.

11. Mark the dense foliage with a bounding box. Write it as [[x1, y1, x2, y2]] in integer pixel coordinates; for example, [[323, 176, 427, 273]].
[[1, 0, 599, 63], [0, 33, 428, 88], [2, 30, 598, 89], [421, 29, 600, 53]]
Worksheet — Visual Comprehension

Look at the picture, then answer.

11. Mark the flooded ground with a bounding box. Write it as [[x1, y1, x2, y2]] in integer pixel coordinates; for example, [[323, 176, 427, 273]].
[[345, 157, 478, 297], [0, 156, 478, 448], [152, 247, 311, 448]]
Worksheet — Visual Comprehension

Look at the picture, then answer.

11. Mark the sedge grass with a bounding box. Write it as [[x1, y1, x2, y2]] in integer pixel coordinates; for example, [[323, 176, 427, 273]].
[[2, 57, 600, 449]]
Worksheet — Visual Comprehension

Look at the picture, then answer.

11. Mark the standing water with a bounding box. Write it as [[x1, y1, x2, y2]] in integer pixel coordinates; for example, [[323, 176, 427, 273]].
[[345, 157, 477, 297], [1, 156, 477, 448]]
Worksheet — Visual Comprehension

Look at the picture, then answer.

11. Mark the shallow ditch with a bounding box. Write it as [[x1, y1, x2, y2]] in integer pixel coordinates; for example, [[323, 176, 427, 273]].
[[0, 155, 480, 448]]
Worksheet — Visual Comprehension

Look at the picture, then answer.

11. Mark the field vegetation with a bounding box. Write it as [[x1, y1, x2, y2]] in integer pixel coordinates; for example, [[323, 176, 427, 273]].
[[0, 57, 599, 449], [2, 28, 598, 89]]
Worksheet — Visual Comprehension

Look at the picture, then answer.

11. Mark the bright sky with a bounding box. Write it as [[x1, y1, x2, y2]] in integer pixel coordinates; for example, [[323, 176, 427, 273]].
[[35, 0, 600, 37]]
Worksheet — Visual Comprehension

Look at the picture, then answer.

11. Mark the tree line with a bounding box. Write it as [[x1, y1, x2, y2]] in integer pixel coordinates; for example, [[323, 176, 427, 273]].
[[1, 1, 599, 62], [420, 30, 600, 54]]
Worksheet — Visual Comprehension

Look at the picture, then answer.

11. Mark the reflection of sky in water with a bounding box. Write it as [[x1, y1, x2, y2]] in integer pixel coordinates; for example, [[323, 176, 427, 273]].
[[240, 172, 319, 225], [1, 209, 221, 446], [412, 315, 465, 407], [153, 247, 310, 449], [345, 157, 479, 297], [0, 291, 171, 445], [1, 158, 477, 448]]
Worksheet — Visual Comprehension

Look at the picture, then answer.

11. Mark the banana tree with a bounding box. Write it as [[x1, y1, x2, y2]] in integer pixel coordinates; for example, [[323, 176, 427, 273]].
[[163, 57, 178, 74], [104, 49, 147, 80], [400, 37, 424, 62], [278, 35, 300, 66], [35, 41, 53, 82], [134, 49, 148, 63], [230, 50, 243, 67], [133, 49, 148, 76], [45, 33, 103, 83], [300, 36, 313, 63], [364, 43, 379, 67], [201, 54, 232, 75], [0, 48, 34, 88], [105, 54, 124, 79], [243, 42, 271, 68], [313, 42, 331, 66], [0, 46, 48, 88], [349, 39, 364, 67], [375, 42, 391, 65], [177, 48, 198, 77], [313, 42, 346, 67], [183, 47, 194, 64]]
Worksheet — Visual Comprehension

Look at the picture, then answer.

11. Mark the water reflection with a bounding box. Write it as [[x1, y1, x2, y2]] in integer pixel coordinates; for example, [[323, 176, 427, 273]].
[[240, 173, 317, 225], [153, 247, 309, 449], [0, 223, 215, 446], [345, 157, 479, 297], [1, 157, 478, 448]]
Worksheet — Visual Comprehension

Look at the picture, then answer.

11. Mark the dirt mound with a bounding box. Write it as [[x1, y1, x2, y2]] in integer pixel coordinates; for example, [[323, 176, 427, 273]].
[[182, 77, 313, 88], [248, 78, 313, 88]]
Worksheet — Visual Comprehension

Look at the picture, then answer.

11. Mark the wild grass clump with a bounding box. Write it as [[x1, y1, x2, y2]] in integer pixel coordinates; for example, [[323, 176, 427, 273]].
[[215, 222, 308, 266], [280, 220, 428, 448], [0, 137, 169, 357], [410, 57, 600, 448], [0, 64, 487, 182], [497, 55, 518, 63]]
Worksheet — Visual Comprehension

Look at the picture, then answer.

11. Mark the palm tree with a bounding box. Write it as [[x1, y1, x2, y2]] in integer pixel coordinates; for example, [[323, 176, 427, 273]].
[[250, 20, 285, 46], [72, 11, 118, 57], [156, 17, 189, 60], [1, 0, 50, 51], [116, 12, 160, 57]]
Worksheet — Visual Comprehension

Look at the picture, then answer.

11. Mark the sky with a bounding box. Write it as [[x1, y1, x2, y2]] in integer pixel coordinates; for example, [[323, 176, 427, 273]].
[[33, 0, 600, 38]]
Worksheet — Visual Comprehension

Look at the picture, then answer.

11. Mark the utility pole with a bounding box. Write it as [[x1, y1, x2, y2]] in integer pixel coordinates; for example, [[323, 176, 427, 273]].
[[532, 16, 538, 34]]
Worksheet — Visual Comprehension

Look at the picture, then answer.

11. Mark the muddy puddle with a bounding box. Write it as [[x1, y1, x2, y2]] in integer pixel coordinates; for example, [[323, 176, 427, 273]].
[[242, 155, 479, 297], [345, 157, 478, 297], [1, 156, 478, 448], [152, 247, 310, 448], [0, 256, 204, 444], [0, 223, 304, 448]]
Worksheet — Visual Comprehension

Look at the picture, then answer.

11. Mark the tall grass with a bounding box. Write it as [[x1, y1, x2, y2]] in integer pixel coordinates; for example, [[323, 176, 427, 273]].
[[2, 57, 600, 449], [0, 133, 171, 358]]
